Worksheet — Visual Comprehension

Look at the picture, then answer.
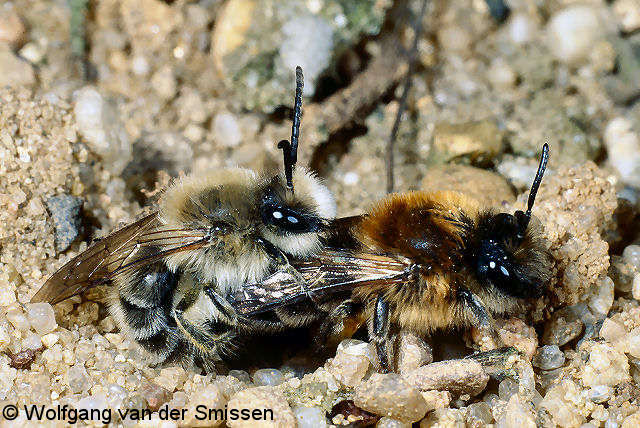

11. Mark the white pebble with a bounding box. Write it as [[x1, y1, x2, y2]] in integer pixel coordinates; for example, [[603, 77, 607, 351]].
[[507, 13, 537, 45], [252, 368, 285, 386], [41, 333, 59, 348], [588, 276, 614, 317], [623, 245, 640, 269], [0, 325, 10, 352], [74, 87, 132, 174], [0, 287, 17, 306], [294, 406, 327, 428], [533, 345, 566, 370], [587, 385, 612, 403], [633, 273, 640, 301], [21, 333, 42, 351], [627, 332, 640, 358], [212, 112, 242, 147], [6, 307, 30, 331], [546, 6, 602, 64], [487, 58, 516, 89], [605, 118, 640, 188], [26, 302, 57, 335]]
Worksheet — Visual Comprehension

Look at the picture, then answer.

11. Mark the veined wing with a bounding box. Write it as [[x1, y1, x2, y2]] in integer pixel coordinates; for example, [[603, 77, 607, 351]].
[[234, 249, 412, 315], [31, 212, 209, 305]]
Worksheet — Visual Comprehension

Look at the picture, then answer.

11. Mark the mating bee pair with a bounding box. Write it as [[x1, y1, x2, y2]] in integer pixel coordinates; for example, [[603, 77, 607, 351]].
[[32, 67, 551, 372]]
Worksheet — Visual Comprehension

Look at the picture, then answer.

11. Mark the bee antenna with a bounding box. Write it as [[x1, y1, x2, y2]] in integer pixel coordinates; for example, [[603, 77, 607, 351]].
[[278, 66, 304, 191], [524, 142, 549, 222]]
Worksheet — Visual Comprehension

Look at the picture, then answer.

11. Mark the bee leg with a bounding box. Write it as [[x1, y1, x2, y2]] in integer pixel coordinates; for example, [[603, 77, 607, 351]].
[[370, 295, 393, 373], [256, 236, 317, 303], [172, 308, 235, 361], [457, 288, 491, 328], [317, 299, 363, 347], [458, 288, 503, 347], [203, 287, 240, 326]]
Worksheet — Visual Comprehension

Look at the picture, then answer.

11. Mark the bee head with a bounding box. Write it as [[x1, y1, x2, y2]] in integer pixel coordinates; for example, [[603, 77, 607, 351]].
[[475, 144, 550, 298], [259, 66, 336, 256]]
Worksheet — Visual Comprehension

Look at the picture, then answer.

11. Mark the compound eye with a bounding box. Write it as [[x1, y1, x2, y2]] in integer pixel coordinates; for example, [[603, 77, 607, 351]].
[[261, 205, 318, 234]]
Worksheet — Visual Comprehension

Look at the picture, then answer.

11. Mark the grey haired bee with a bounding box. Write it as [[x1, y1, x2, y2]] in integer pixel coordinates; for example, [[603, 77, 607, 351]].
[[32, 67, 336, 367]]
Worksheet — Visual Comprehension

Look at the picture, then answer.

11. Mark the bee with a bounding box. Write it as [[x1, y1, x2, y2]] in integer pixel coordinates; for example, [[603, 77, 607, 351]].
[[31, 67, 337, 368], [234, 144, 552, 371]]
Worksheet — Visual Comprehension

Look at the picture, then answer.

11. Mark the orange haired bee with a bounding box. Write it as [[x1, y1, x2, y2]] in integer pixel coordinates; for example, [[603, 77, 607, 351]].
[[235, 144, 551, 371]]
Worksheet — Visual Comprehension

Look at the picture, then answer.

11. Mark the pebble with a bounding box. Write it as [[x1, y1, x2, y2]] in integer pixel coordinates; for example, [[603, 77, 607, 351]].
[[613, 0, 640, 33], [6, 306, 30, 331], [0, 324, 10, 352], [396, 332, 433, 374], [588, 276, 615, 317], [420, 390, 451, 412], [150, 65, 178, 100], [212, 112, 242, 148], [353, 373, 428, 423], [336, 338, 377, 364], [74, 86, 132, 175], [533, 345, 565, 370], [487, 58, 517, 89], [25, 302, 57, 335], [421, 164, 514, 209], [228, 369, 251, 384], [182, 383, 227, 427], [543, 309, 584, 346], [588, 385, 612, 403], [496, 394, 537, 428], [376, 417, 411, 428], [506, 13, 537, 45], [227, 386, 295, 427], [0, 45, 35, 87], [9, 348, 36, 369], [252, 368, 285, 386], [0, 7, 26, 48], [66, 364, 92, 393], [403, 359, 489, 397], [141, 382, 171, 412], [430, 120, 504, 165], [279, 15, 334, 96], [579, 341, 630, 387], [623, 245, 640, 269], [21, 333, 43, 351], [466, 401, 493, 425], [604, 117, 640, 188], [633, 274, 640, 301], [327, 346, 370, 387], [294, 406, 327, 428], [45, 195, 84, 252], [546, 5, 603, 64]]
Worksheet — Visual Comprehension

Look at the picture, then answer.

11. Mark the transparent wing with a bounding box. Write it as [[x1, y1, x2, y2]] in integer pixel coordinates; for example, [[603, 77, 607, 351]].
[[234, 249, 412, 315], [31, 212, 209, 305]]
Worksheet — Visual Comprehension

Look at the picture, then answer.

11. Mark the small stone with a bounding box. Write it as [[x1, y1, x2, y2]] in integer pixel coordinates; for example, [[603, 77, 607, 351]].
[[66, 364, 92, 393], [183, 384, 227, 427], [396, 332, 433, 374], [627, 331, 640, 358], [487, 58, 517, 89], [0, 325, 10, 352], [588, 276, 615, 317], [212, 112, 242, 147], [227, 386, 295, 427], [420, 390, 451, 413], [546, 5, 603, 64], [466, 401, 493, 425], [600, 318, 626, 345], [543, 309, 584, 346], [41, 333, 59, 348], [0, 45, 35, 87], [497, 394, 536, 428], [74, 86, 132, 175], [228, 369, 251, 384], [498, 378, 518, 401], [19, 43, 44, 64], [21, 333, 42, 351], [496, 318, 538, 361], [327, 347, 370, 387], [376, 417, 411, 428], [430, 120, 505, 165], [0, 7, 25, 48], [604, 117, 640, 188], [354, 373, 428, 423], [25, 302, 57, 335], [587, 385, 612, 403], [6, 307, 29, 331], [150, 65, 177, 100], [9, 348, 36, 369], [579, 341, 630, 387], [506, 13, 537, 45], [252, 368, 285, 386], [421, 164, 515, 209], [45, 195, 84, 252], [336, 338, 377, 363], [0, 286, 17, 307], [141, 382, 171, 412], [294, 406, 327, 428], [623, 245, 640, 269], [633, 273, 640, 301], [0, 356, 18, 399], [403, 359, 489, 397], [533, 345, 565, 370], [613, 0, 640, 33]]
